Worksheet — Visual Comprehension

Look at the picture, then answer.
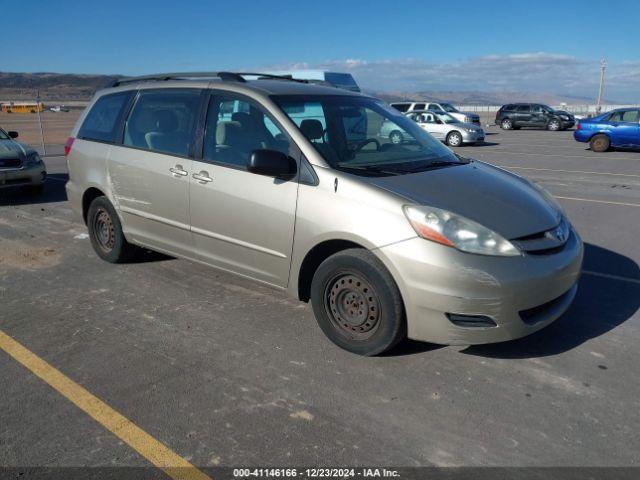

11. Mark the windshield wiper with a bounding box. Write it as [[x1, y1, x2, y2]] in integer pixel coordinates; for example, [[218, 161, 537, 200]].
[[337, 164, 406, 176]]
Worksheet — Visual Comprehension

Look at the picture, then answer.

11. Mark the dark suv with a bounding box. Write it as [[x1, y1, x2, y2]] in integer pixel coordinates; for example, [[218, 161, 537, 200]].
[[496, 104, 575, 131]]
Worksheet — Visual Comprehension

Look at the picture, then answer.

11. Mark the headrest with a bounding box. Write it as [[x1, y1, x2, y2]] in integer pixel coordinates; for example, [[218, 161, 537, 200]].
[[231, 112, 251, 125], [154, 110, 179, 132], [216, 121, 242, 145], [300, 119, 323, 141]]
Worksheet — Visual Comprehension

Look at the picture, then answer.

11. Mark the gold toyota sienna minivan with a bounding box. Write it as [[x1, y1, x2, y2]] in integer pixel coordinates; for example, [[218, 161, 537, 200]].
[[65, 72, 583, 356]]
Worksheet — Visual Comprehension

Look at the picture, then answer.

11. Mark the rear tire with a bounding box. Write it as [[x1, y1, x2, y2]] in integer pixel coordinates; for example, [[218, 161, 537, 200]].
[[310, 248, 406, 356], [87, 196, 137, 263], [590, 134, 610, 152], [501, 118, 513, 130]]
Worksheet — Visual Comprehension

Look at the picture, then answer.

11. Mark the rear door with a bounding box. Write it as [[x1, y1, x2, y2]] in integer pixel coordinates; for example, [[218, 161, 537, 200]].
[[188, 92, 299, 287], [608, 110, 640, 147], [108, 88, 203, 256], [515, 105, 532, 126]]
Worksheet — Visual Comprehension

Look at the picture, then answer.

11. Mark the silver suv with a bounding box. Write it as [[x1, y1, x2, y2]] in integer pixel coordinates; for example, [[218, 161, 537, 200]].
[[66, 72, 583, 356]]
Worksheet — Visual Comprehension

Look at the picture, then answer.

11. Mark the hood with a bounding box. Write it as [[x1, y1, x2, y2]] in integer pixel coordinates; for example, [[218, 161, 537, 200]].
[[368, 161, 560, 239], [0, 138, 28, 160]]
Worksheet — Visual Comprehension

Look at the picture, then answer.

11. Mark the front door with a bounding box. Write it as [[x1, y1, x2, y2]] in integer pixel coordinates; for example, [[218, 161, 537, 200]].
[[188, 92, 299, 287], [108, 88, 202, 256]]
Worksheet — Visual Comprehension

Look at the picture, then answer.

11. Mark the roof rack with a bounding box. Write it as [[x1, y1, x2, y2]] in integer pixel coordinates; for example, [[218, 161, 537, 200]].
[[109, 71, 308, 88]]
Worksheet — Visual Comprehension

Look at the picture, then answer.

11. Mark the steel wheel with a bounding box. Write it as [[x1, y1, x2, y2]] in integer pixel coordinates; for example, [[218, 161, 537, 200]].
[[590, 134, 610, 152], [93, 207, 116, 253], [324, 272, 381, 340], [447, 131, 462, 147]]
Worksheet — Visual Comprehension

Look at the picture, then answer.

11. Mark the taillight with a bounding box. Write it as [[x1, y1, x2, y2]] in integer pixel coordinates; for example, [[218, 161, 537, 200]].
[[64, 137, 75, 156], [576, 123, 582, 130]]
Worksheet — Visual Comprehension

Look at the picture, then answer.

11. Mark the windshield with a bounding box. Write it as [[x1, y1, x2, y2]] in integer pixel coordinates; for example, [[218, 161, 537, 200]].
[[441, 103, 459, 113], [438, 112, 459, 124], [273, 95, 463, 176], [0, 128, 9, 140]]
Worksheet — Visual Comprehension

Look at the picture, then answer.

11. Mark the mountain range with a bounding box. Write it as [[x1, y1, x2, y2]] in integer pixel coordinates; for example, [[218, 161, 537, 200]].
[[0, 72, 616, 105]]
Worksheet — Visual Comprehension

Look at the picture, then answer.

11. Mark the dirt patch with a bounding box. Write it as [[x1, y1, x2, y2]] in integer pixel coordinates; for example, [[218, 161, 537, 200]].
[[0, 239, 61, 270]]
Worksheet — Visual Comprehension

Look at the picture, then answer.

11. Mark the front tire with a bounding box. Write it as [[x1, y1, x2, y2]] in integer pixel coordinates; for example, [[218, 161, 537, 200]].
[[547, 119, 561, 131], [501, 118, 513, 130], [87, 196, 137, 263], [310, 249, 406, 356], [590, 134, 610, 152], [446, 131, 463, 147]]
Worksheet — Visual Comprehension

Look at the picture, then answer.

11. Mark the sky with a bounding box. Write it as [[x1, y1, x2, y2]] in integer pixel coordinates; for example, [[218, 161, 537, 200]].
[[2, 0, 639, 100]]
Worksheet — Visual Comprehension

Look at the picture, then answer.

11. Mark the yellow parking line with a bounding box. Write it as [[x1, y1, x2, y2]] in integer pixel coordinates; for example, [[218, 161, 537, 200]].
[[0, 330, 212, 480], [582, 270, 640, 285], [554, 196, 640, 207], [497, 165, 640, 178]]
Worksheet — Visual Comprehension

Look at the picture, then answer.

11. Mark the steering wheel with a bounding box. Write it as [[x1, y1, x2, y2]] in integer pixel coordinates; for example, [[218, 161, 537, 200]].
[[352, 138, 380, 153]]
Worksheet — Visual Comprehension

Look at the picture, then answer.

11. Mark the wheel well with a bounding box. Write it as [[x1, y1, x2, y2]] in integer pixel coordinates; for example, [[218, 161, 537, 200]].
[[297, 240, 365, 302], [81, 187, 105, 224]]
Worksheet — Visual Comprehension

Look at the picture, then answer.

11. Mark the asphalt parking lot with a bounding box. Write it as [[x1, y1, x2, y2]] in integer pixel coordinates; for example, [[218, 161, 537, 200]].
[[1, 122, 639, 474]]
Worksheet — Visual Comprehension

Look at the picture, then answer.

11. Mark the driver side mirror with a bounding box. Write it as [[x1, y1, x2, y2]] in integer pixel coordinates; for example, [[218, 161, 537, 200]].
[[248, 149, 297, 178], [8, 131, 18, 138]]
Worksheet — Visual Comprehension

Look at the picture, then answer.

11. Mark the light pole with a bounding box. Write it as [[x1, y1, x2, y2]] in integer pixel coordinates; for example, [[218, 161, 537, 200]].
[[596, 58, 607, 115]]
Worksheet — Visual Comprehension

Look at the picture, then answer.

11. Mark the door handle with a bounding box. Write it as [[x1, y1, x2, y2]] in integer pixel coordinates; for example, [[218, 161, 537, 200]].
[[170, 165, 188, 177], [193, 171, 213, 183]]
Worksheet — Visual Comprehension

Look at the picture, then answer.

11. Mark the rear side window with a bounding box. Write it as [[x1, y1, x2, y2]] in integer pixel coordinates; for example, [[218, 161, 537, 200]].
[[609, 110, 640, 123], [413, 103, 426, 110], [516, 105, 531, 112], [123, 89, 202, 157], [78, 91, 133, 143]]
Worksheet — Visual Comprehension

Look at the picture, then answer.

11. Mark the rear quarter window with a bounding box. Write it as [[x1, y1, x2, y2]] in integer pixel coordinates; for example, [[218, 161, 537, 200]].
[[78, 91, 133, 143]]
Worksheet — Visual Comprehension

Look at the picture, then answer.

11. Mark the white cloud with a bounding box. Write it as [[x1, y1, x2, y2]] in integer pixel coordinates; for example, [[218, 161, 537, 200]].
[[260, 53, 639, 101]]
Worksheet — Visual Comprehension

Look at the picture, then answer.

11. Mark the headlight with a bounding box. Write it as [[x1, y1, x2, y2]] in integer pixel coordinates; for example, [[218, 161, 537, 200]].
[[560, 115, 569, 120], [25, 152, 42, 166], [403, 205, 520, 256]]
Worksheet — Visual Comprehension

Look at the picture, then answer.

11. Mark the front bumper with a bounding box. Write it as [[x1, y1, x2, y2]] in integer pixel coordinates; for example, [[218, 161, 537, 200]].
[[560, 119, 575, 129], [0, 162, 46, 188], [461, 129, 485, 143], [376, 229, 583, 345]]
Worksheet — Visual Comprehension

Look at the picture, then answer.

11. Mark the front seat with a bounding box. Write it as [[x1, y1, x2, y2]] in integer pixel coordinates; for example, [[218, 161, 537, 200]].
[[299, 119, 339, 164], [145, 110, 187, 156]]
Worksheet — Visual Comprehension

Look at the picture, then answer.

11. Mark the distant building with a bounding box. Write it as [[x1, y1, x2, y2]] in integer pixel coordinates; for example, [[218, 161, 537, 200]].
[[1, 101, 45, 113]]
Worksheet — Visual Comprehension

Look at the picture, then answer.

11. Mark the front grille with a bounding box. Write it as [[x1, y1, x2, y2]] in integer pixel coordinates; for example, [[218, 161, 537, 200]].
[[0, 158, 21, 168], [519, 288, 574, 325], [511, 219, 570, 255]]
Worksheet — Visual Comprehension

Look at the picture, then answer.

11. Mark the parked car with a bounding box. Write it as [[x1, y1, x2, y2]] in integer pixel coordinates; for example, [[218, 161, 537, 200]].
[[496, 104, 575, 131], [574, 108, 640, 152], [390, 101, 480, 125], [66, 72, 583, 356], [50, 105, 70, 113], [0, 127, 46, 194], [407, 110, 485, 146]]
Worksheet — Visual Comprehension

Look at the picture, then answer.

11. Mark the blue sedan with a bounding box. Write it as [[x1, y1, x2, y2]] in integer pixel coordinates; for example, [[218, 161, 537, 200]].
[[574, 108, 640, 152]]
